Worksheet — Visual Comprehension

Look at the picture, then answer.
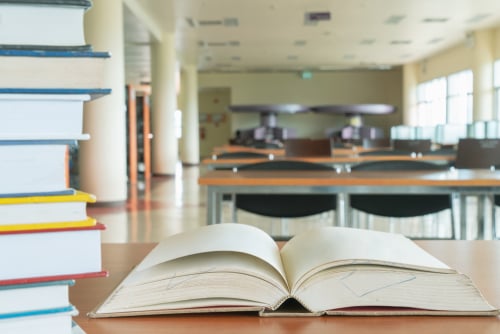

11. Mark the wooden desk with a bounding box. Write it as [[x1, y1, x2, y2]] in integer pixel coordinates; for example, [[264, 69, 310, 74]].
[[212, 144, 361, 156], [71, 242, 500, 334], [202, 154, 454, 170], [198, 169, 500, 239]]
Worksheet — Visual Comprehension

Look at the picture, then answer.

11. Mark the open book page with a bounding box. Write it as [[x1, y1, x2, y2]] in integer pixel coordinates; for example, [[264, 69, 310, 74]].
[[294, 265, 497, 314], [135, 223, 286, 280], [92, 224, 290, 316], [280, 227, 453, 293]]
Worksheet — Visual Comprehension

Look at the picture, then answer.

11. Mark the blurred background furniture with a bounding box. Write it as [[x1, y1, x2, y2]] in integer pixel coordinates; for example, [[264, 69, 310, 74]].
[[284, 138, 332, 157], [349, 160, 455, 239], [234, 160, 338, 239]]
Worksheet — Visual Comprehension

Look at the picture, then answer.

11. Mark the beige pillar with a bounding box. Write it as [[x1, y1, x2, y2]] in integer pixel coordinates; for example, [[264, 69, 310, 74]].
[[180, 65, 200, 165], [472, 29, 494, 121], [151, 33, 178, 175], [80, 0, 127, 202], [403, 63, 419, 126]]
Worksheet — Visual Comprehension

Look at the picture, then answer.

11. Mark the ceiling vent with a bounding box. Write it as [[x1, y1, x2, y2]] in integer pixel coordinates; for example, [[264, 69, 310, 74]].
[[189, 17, 239, 27], [304, 11, 331, 26]]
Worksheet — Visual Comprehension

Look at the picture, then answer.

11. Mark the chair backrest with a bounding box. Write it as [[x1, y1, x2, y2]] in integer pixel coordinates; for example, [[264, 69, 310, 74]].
[[349, 160, 451, 218], [454, 138, 500, 169], [392, 139, 432, 153], [351, 159, 448, 172], [284, 138, 332, 157], [215, 151, 269, 159], [362, 138, 392, 149], [235, 160, 337, 218]]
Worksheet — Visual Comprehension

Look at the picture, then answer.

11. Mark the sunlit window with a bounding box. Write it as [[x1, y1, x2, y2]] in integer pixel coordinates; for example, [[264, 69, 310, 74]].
[[494, 60, 500, 119], [175, 109, 182, 139], [416, 70, 473, 127], [416, 78, 447, 126], [447, 70, 473, 125]]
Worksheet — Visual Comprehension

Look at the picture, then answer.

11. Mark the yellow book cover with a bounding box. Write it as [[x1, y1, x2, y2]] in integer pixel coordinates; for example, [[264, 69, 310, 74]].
[[0, 190, 97, 231]]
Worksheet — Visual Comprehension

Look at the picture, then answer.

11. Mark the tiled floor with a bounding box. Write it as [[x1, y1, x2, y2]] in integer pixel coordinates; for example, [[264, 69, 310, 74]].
[[88, 163, 496, 243]]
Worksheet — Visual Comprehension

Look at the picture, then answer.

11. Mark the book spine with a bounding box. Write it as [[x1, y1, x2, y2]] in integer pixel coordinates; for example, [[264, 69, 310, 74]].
[[0, 305, 76, 320], [0, 49, 110, 58], [0, 271, 108, 286], [0, 222, 105, 235], [0, 217, 96, 232]]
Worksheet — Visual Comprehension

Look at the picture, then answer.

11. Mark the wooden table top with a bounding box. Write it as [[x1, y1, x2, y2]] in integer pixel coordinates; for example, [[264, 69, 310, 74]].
[[71, 242, 500, 334], [198, 169, 500, 187], [202, 154, 455, 167]]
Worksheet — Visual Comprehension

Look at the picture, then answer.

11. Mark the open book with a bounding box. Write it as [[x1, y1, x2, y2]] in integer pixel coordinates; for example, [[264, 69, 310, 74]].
[[90, 224, 498, 317]]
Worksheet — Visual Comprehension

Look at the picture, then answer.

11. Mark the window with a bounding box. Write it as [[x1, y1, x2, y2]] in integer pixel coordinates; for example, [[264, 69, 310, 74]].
[[416, 70, 473, 127], [416, 78, 447, 126], [494, 60, 500, 119], [447, 70, 473, 125]]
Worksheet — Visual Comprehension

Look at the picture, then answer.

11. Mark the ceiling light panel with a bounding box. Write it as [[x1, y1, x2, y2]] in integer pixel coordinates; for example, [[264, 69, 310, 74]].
[[385, 15, 406, 25]]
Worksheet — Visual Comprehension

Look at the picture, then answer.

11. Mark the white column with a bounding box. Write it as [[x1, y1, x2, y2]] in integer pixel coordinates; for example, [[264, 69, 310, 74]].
[[151, 33, 178, 175], [80, 0, 127, 202], [180, 64, 200, 165], [472, 29, 494, 121], [403, 63, 419, 125]]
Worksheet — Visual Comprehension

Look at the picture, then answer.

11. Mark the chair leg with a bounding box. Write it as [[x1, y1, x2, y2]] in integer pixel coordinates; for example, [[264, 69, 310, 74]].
[[231, 193, 237, 223], [491, 196, 497, 240]]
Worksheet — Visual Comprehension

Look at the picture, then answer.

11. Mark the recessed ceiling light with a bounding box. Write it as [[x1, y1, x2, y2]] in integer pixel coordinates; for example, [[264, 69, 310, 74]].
[[385, 15, 405, 25], [466, 13, 490, 23], [223, 17, 239, 27], [197, 19, 223, 26], [422, 18, 449, 23], [428, 38, 443, 44], [185, 17, 196, 28], [390, 40, 412, 45], [360, 39, 375, 45]]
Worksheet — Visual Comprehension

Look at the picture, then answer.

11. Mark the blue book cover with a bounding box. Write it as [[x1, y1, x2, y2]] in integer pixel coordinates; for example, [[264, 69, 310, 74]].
[[0, 305, 76, 320], [0, 88, 111, 100], [0, 49, 110, 59], [0, 280, 75, 292], [0, 189, 76, 199], [0, 0, 91, 7], [0, 139, 77, 145]]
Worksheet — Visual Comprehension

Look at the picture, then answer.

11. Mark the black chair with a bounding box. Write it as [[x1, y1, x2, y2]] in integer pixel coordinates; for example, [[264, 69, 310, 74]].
[[215, 151, 270, 160], [454, 138, 500, 169], [392, 139, 432, 153], [212, 151, 271, 201], [454, 138, 500, 239], [349, 160, 455, 239], [234, 160, 337, 221], [361, 138, 392, 149]]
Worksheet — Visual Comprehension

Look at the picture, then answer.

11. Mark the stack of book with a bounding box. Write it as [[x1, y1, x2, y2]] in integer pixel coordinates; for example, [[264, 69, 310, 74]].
[[0, 1, 110, 333]]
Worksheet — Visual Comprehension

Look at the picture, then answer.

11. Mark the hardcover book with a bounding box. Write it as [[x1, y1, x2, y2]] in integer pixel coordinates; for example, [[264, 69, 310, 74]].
[[0, 223, 106, 285], [0, 280, 74, 315], [0, 140, 74, 195], [0, 304, 76, 334], [0, 190, 96, 232], [0, 50, 110, 89], [90, 224, 498, 318], [0, 88, 110, 140], [0, 0, 92, 51]]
